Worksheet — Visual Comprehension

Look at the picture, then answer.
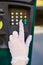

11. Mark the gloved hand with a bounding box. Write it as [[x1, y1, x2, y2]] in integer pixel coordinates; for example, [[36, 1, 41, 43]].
[[8, 20, 32, 64]]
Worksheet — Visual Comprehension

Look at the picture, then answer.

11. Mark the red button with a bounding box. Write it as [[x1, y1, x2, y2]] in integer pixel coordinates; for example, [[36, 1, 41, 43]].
[[24, 11, 27, 15]]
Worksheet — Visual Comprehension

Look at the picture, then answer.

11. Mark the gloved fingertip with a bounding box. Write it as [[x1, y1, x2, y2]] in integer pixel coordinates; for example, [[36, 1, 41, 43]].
[[12, 31, 18, 38], [9, 35, 13, 40], [26, 35, 32, 47], [29, 35, 32, 40], [13, 31, 18, 35]]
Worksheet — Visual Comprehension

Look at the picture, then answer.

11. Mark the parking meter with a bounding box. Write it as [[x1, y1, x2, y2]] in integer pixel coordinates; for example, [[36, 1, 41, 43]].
[[0, 0, 36, 65]]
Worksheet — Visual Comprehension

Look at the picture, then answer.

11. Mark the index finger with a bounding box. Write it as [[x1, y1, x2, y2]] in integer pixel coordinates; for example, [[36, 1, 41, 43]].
[[19, 19, 24, 41]]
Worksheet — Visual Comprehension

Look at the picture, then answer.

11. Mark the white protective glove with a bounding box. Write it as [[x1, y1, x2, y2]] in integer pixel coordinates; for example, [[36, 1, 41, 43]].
[[8, 20, 32, 64]]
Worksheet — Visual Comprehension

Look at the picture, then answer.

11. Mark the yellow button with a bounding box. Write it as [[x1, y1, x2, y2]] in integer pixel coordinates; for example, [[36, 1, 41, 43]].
[[24, 16, 27, 18], [0, 20, 3, 30]]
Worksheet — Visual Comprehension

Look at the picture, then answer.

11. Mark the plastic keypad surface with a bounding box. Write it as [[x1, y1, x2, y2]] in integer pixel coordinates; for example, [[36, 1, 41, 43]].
[[9, 8, 32, 41]]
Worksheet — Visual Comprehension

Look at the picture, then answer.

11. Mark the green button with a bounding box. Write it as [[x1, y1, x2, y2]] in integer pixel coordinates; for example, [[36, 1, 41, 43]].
[[24, 19, 27, 24]]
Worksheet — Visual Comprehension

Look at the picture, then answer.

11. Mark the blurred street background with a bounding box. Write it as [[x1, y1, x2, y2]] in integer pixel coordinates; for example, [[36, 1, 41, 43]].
[[31, 26, 43, 65], [31, 0, 43, 65]]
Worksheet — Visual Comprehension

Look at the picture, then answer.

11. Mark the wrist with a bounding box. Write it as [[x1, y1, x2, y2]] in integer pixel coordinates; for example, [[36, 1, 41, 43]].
[[11, 56, 29, 65], [12, 60, 27, 65]]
